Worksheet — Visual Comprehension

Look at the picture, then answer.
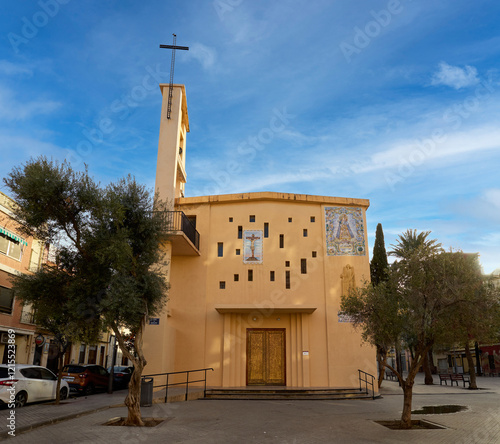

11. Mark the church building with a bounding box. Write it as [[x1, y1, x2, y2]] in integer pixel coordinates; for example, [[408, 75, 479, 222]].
[[143, 84, 377, 390]]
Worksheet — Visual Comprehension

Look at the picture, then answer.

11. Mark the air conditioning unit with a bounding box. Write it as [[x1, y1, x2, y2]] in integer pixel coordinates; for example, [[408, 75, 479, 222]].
[[0, 333, 9, 344]]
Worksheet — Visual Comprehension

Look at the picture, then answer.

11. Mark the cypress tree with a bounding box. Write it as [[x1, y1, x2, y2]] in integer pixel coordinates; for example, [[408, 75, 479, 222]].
[[370, 223, 389, 286]]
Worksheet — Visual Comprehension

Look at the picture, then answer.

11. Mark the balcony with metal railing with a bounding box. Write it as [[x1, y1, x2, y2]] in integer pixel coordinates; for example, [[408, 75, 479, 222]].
[[158, 211, 200, 256], [20, 310, 36, 325]]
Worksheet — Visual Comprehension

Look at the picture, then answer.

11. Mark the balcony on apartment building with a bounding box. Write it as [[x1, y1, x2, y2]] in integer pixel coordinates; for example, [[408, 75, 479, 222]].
[[156, 211, 200, 256], [19, 310, 36, 325]]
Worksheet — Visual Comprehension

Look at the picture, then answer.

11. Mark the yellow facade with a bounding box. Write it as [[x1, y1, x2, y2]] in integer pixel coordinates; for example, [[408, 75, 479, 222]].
[[143, 85, 377, 390]]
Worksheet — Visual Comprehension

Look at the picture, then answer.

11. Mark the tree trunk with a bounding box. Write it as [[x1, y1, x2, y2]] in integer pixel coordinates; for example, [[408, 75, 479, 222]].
[[474, 342, 482, 376], [379, 359, 416, 427], [400, 380, 414, 429], [377, 348, 388, 388], [423, 351, 434, 385], [464, 342, 478, 389], [395, 349, 401, 376], [399, 344, 431, 429], [114, 317, 148, 426], [428, 348, 437, 374], [124, 357, 145, 426]]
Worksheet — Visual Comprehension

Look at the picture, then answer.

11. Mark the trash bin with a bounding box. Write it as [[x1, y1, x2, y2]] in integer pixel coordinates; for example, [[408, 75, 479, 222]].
[[140, 377, 153, 407]]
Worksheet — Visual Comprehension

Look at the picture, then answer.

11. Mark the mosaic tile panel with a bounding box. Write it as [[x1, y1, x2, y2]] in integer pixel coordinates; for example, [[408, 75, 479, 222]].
[[324, 207, 366, 256], [243, 230, 263, 264]]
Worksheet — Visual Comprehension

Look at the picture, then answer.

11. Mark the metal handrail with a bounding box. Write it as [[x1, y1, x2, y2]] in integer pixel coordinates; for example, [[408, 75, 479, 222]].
[[358, 369, 376, 399], [142, 368, 214, 403], [155, 210, 200, 250]]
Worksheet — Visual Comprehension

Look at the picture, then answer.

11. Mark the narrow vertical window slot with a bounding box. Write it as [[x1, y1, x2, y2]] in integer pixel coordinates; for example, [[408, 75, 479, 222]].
[[301, 258, 307, 274]]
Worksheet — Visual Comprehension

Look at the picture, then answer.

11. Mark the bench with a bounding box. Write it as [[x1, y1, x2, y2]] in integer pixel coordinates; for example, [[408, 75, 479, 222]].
[[385, 371, 397, 381], [439, 374, 452, 385], [450, 374, 470, 388]]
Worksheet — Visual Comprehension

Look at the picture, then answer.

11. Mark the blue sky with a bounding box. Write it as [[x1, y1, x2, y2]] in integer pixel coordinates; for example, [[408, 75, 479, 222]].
[[1, 0, 499, 272]]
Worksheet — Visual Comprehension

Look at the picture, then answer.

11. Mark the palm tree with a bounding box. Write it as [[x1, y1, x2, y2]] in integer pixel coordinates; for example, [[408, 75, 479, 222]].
[[390, 229, 443, 384], [389, 229, 443, 260]]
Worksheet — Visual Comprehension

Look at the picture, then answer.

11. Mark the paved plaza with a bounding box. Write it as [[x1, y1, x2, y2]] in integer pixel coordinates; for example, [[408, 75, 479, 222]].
[[1, 374, 500, 443]]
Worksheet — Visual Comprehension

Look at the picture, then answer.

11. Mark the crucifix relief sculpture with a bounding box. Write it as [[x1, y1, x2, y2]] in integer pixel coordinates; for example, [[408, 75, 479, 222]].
[[243, 230, 263, 264], [245, 233, 260, 261]]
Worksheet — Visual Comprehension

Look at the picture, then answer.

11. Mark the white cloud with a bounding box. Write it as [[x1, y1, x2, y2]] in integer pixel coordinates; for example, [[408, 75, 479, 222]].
[[0, 60, 33, 77], [482, 189, 500, 209], [320, 125, 500, 178], [431, 62, 479, 89], [476, 231, 500, 247], [228, 170, 334, 193], [374, 127, 499, 167], [186, 43, 217, 71], [452, 188, 500, 225], [0, 133, 68, 181], [0, 87, 61, 121]]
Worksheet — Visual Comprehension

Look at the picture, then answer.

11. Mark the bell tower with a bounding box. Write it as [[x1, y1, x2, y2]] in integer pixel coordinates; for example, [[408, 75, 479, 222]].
[[155, 84, 189, 205], [144, 84, 190, 375]]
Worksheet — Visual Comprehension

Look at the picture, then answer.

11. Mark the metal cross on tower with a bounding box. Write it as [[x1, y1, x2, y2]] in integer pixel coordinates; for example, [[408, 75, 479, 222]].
[[160, 34, 189, 119]]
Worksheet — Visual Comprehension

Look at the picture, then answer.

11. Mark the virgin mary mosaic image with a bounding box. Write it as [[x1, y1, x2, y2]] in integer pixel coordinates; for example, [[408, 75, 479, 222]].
[[324, 207, 365, 256]]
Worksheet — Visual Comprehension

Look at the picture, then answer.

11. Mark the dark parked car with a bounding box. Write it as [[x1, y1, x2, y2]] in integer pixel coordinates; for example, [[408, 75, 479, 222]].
[[107, 366, 134, 389], [60, 364, 109, 395]]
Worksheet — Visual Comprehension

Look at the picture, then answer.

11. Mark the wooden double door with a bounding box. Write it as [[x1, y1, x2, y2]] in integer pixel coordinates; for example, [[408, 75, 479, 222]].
[[247, 328, 286, 386]]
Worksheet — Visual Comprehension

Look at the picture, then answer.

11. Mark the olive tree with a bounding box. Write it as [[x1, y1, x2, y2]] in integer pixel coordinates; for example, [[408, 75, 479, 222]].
[[342, 233, 492, 429], [5, 157, 168, 425]]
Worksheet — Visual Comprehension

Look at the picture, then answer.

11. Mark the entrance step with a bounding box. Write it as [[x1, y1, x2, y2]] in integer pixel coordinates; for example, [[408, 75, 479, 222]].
[[203, 387, 376, 401]]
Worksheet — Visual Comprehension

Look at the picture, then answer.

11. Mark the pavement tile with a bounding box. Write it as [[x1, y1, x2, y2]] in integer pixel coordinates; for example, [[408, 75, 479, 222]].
[[1, 374, 500, 443]]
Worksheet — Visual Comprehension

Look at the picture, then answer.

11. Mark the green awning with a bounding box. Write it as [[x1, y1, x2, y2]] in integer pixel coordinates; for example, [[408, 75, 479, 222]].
[[0, 226, 28, 246]]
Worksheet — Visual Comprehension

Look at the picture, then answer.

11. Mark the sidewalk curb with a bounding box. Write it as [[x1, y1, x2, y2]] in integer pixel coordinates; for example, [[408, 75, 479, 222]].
[[0, 402, 125, 440], [1, 389, 205, 439]]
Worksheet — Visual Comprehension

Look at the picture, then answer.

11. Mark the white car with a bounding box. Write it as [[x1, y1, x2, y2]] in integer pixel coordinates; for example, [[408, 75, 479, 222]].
[[0, 364, 69, 407]]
